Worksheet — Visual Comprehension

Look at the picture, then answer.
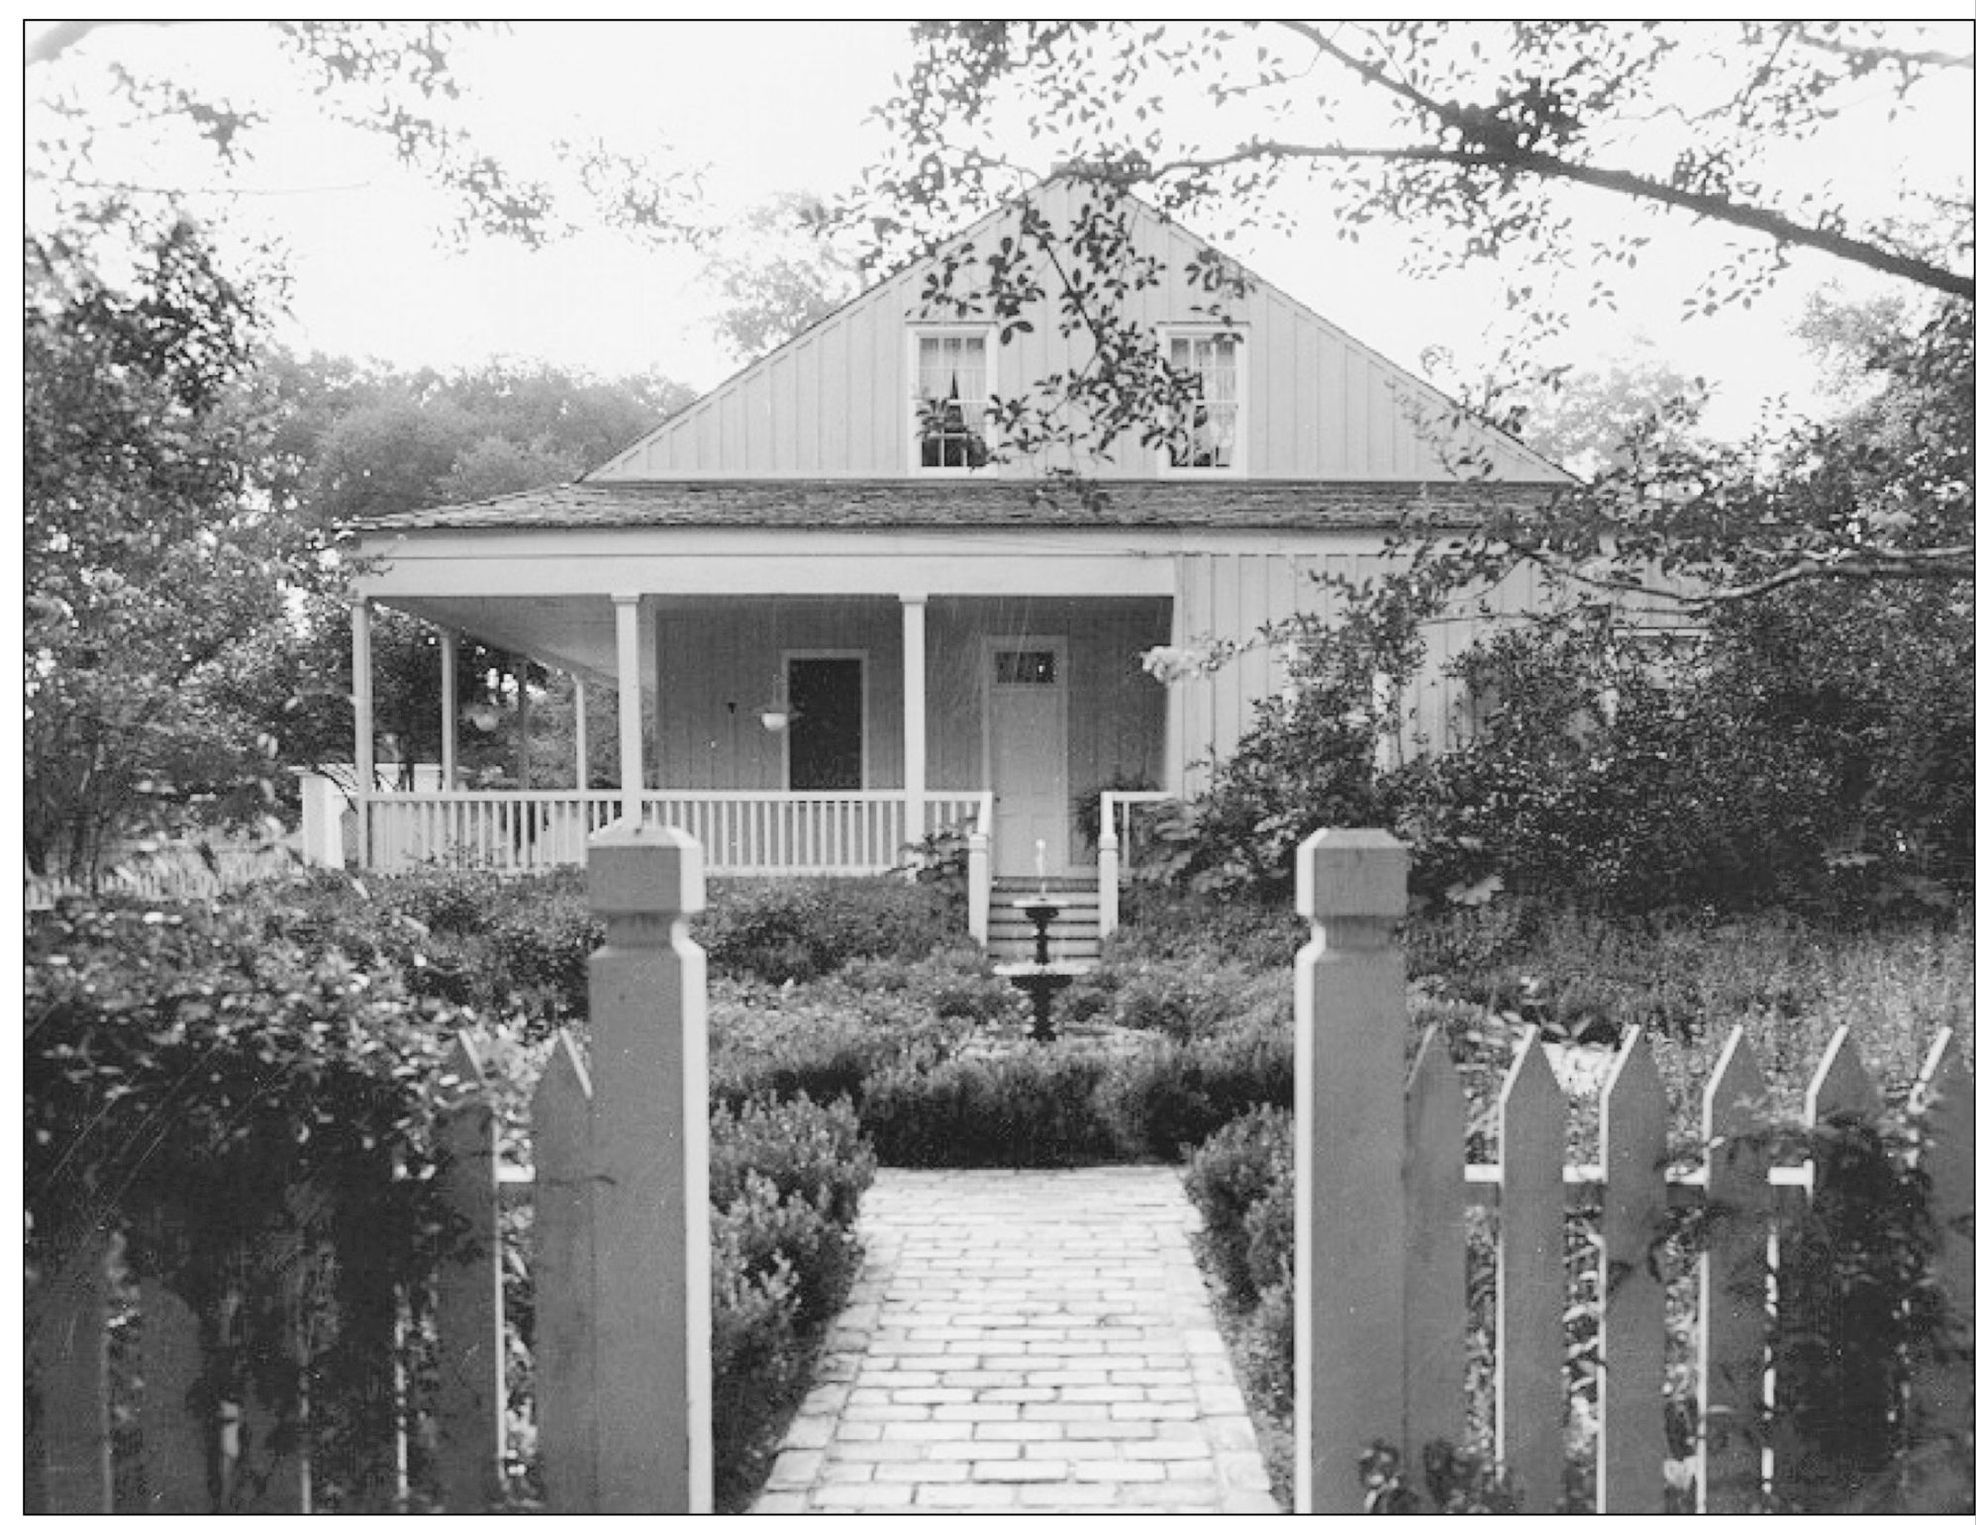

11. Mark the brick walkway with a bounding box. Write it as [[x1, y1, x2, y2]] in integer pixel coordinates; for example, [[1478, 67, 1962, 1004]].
[[751, 1166, 1281, 1514]]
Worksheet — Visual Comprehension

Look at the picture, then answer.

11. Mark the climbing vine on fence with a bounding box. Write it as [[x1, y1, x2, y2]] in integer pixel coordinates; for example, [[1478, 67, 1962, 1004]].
[[25, 900, 476, 1504]]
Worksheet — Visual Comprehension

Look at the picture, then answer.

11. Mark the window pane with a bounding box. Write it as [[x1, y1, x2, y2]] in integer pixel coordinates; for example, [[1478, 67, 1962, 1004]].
[[994, 649, 1056, 685], [1168, 332, 1239, 469], [916, 332, 989, 468]]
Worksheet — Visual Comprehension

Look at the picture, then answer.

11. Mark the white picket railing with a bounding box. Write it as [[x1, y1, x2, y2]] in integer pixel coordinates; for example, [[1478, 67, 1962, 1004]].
[[363, 789, 989, 877], [1096, 789, 1174, 936]]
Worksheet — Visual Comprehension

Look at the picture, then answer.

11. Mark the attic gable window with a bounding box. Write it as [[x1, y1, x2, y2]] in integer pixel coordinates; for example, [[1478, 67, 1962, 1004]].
[[911, 329, 994, 473], [1163, 329, 1245, 474]]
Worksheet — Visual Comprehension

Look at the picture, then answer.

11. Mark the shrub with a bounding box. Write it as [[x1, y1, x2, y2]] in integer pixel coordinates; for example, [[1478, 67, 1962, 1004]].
[[707, 982, 960, 1111], [1183, 1106, 1292, 1307], [710, 1095, 875, 1233], [709, 1214, 801, 1508], [698, 877, 964, 985], [1096, 1019, 1293, 1161], [858, 1048, 1118, 1166]]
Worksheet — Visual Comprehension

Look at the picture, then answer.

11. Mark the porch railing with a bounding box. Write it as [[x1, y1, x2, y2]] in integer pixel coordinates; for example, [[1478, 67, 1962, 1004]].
[[1096, 789, 1175, 936], [362, 789, 989, 877]]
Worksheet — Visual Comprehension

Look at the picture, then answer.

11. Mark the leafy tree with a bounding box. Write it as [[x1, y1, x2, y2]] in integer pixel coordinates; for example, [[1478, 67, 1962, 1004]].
[[266, 355, 693, 525], [702, 193, 863, 362], [233, 356, 689, 786], [1491, 351, 1705, 480], [24, 219, 326, 877]]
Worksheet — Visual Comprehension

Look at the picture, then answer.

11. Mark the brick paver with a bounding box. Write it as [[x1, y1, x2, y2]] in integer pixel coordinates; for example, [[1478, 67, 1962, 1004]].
[[751, 1167, 1282, 1514]]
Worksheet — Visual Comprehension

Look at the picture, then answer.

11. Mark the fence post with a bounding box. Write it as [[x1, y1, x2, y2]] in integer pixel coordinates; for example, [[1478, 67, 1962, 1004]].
[[432, 1034, 504, 1511], [967, 827, 990, 947], [1293, 827, 1408, 1513], [587, 821, 713, 1512], [295, 770, 347, 870], [1096, 822, 1119, 938]]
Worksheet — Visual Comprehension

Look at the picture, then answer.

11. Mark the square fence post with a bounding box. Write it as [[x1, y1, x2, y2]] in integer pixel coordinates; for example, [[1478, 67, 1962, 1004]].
[[587, 821, 713, 1512], [1294, 827, 1408, 1512]]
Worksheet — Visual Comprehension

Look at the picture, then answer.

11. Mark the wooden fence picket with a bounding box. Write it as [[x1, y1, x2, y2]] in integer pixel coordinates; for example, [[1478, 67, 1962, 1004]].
[[137, 1280, 210, 1510], [1908, 1029, 1973, 1497], [1773, 1027, 1884, 1504], [533, 1030, 600, 1512], [28, 1231, 115, 1513], [1695, 1027, 1768, 1512], [432, 1033, 505, 1511], [1596, 1028, 1668, 1513], [1495, 1030, 1567, 1511], [1403, 1027, 1468, 1472]]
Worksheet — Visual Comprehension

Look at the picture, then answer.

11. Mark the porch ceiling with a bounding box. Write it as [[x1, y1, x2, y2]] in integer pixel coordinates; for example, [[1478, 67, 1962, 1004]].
[[381, 594, 622, 683]]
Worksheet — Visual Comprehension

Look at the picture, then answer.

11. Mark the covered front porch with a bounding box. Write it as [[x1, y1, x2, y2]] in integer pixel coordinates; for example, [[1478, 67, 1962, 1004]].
[[341, 587, 1175, 894]]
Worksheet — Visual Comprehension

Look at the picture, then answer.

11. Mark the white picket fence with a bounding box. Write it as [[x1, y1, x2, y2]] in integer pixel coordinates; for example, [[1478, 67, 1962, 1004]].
[[25, 848, 305, 911], [23, 826, 1974, 1513]]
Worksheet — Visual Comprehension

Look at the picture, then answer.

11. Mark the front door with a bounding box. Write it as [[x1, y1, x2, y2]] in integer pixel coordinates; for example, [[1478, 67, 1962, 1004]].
[[986, 640, 1069, 879]]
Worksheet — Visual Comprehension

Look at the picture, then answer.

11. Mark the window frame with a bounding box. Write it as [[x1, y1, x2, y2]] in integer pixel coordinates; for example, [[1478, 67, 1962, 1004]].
[[906, 325, 998, 477], [1156, 324, 1249, 478]]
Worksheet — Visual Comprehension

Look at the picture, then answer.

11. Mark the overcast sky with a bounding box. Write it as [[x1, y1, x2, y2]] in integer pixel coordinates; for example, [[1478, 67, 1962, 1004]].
[[24, 19, 1976, 438]]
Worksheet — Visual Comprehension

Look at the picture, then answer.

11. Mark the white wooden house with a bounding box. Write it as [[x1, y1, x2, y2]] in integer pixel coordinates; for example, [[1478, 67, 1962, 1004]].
[[335, 180, 1570, 939]]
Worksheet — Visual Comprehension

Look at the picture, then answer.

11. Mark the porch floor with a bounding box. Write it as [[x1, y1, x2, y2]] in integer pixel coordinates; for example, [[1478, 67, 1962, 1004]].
[[748, 1167, 1280, 1514]]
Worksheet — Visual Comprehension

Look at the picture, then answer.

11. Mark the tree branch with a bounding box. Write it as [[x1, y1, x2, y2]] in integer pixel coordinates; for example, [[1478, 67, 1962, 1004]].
[[1503, 539, 1974, 608], [1254, 21, 1975, 301], [1135, 136, 1973, 301]]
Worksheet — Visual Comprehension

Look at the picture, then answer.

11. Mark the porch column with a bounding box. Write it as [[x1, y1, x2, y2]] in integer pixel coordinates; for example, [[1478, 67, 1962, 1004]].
[[612, 594, 645, 815], [901, 593, 927, 842], [439, 628, 459, 790], [1163, 589, 1187, 794], [352, 597, 374, 869], [573, 678, 590, 790], [516, 660, 532, 790]]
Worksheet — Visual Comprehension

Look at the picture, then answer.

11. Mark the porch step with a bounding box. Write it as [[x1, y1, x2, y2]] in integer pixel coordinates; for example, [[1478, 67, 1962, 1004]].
[[986, 883, 1102, 964]]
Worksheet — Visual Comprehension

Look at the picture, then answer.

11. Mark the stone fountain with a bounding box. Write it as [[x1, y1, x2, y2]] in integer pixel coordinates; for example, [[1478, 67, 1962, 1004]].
[[995, 841, 1079, 1042]]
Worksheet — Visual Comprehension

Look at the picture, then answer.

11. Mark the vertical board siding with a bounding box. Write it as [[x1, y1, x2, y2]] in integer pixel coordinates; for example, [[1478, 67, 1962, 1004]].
[[1167, 542, 1551, 787]]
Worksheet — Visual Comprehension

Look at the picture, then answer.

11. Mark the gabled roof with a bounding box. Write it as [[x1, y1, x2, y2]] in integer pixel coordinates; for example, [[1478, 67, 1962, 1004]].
[[357, 476, 1558, 535], [577, 176, 1570, 487]]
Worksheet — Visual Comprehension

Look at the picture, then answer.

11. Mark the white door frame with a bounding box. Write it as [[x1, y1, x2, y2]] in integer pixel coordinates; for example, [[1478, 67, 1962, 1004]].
[[980, 634, 1070, 876]]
